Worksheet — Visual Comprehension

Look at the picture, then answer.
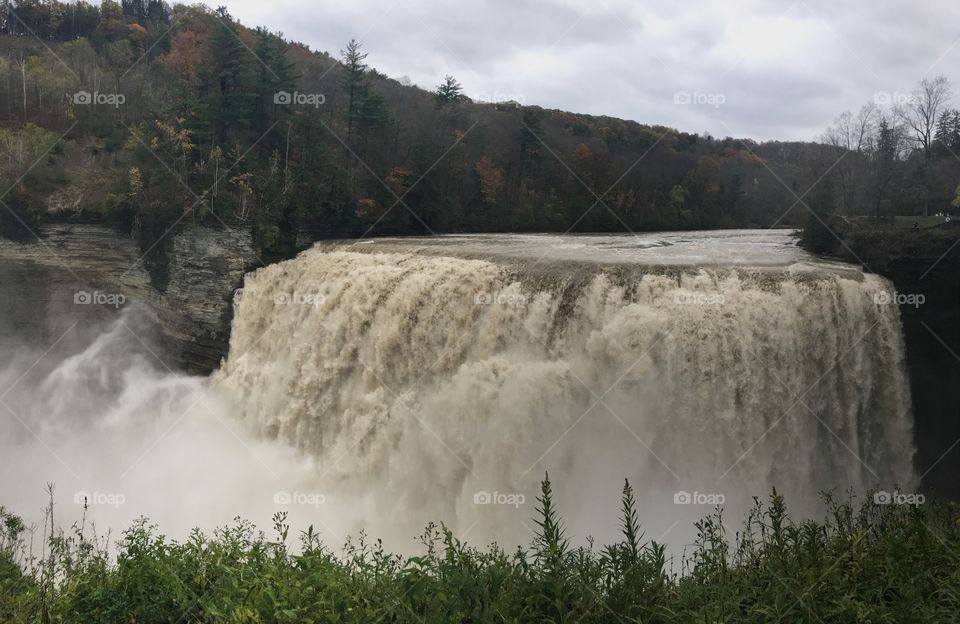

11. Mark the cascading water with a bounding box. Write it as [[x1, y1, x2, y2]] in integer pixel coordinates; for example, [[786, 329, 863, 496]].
[[215, 231, 915, 548]]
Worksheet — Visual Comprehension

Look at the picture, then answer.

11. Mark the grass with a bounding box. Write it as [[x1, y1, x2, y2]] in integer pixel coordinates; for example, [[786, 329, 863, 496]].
[[2, 477, 959, 623]]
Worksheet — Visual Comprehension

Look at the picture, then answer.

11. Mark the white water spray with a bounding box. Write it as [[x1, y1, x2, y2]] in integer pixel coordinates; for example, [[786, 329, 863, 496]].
[[216, 235, 915, 547], [0, 232, 916, 551]]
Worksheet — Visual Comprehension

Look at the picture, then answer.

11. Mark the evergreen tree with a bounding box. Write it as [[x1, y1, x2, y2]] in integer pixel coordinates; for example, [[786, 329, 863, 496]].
[[209, 8, 256, 141], [355, 88, 389, 133], [121, 0, 147, 24], [515, 108, 545, 202], [339, 39, 368, 145], [873, 118, 900, 222], [339, 39, 388, 147], [252, 28, 297, 137], [145, 0, 169, 24], [934, 109, 960, 156], [433, 75, 463, 108]]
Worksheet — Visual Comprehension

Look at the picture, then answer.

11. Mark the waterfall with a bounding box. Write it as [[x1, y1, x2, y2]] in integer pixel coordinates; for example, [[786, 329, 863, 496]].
[[216, 239, 915, 547]]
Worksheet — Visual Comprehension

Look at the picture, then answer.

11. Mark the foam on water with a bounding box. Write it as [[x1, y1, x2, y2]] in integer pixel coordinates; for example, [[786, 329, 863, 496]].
[[0, 232, 915, 552]]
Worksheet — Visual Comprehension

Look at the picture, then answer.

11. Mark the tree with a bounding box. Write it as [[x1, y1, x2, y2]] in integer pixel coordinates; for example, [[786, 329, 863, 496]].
[[934, 108, 960, 157], [870, 117, 903, 222], [474, 157, 504, 208], [338, 39, 388, 161], [433, 75, 463, 108], [0, 124, 61, 236], [14, 53, 26, 121], [95, 0, 128, 43], [252, 28, 297, 136], [163, 29, 208, 86], [515, 108, 544, 202], [895, 75, 952, 216], [208, 7, 256, 141], [800, 176, 838, 254], [339, 38, 367, 146], [821, 102, 877, 215]]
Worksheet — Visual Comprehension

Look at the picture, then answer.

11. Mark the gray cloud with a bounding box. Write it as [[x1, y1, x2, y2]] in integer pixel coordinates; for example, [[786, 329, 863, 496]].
[[211, 0, 960, 140]]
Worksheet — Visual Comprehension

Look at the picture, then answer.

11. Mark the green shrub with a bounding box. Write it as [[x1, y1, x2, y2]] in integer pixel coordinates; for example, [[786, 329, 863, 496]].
[[2, 480, 958, 623]]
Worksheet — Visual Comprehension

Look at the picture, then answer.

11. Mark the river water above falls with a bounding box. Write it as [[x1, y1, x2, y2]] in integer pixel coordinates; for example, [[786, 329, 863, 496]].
[[0, 230, 915, 552]]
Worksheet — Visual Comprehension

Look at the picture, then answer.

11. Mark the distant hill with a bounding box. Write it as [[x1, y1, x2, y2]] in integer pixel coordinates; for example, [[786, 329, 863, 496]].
[[0, 1, 953, 259]]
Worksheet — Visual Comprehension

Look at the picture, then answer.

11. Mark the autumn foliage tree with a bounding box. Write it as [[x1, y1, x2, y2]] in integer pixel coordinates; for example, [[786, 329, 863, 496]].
[[0, 0, 954, 250], [475, 157, 504, 208]]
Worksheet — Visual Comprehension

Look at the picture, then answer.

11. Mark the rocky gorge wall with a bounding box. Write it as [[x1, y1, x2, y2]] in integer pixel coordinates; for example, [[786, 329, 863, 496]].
[[0, 223, 258, 374], [821, 225, 960, 500]]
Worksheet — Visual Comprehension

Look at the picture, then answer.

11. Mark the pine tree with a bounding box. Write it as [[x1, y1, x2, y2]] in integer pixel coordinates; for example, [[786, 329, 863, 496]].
[[340, 40, 389, 140], [209, 8, 256, 141], [934, 108, 960, 156], [515, 108, 544, 204], [339, 39, 368, 145], [434, 75, 463, 108], [252, 28, 297, 137], [873, 118, 900, 222]]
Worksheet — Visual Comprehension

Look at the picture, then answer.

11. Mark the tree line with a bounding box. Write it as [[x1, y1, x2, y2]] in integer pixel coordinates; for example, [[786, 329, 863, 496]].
[[0, 1, 955, 260], [821, 75, 958, 221]]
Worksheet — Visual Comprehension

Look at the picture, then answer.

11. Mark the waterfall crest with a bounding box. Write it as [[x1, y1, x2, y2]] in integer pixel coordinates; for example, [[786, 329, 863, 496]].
[[217, 240, 915, 545]]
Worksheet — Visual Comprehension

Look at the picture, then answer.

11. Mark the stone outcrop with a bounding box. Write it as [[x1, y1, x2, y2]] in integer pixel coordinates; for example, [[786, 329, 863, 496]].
[[807, 223, 960, 500], [0, 223, 258, 373]]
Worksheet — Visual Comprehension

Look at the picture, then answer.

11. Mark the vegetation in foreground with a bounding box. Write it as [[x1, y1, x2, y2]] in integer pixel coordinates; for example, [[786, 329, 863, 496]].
[[1, 478, 958, 623]]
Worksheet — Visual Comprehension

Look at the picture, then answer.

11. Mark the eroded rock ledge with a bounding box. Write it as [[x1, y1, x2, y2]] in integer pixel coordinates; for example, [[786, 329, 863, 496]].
[[804, 223, 960, 500], [0, 223, 258, 374]]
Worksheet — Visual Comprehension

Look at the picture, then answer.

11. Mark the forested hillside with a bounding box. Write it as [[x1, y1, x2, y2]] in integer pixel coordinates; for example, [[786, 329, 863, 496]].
[[0, 0, 956, 259]]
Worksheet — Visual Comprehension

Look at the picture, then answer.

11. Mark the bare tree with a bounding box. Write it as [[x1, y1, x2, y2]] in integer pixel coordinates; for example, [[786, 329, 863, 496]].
[[15, 53, 26, 121], [895, 75, 953, 216], [822, 102, 878, 214]]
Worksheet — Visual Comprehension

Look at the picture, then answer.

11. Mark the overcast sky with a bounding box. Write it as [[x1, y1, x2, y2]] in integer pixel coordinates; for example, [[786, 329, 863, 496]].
[[207, 0, 960, 142]]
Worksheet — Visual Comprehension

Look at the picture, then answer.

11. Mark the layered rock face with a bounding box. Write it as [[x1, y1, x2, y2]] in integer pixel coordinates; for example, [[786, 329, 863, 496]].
[[830, 227, 960, 500], [0, 224, 258, 373]]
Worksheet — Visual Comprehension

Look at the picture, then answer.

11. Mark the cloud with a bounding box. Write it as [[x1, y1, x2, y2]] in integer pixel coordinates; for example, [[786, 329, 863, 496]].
[[213, 0, 960, 140]]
